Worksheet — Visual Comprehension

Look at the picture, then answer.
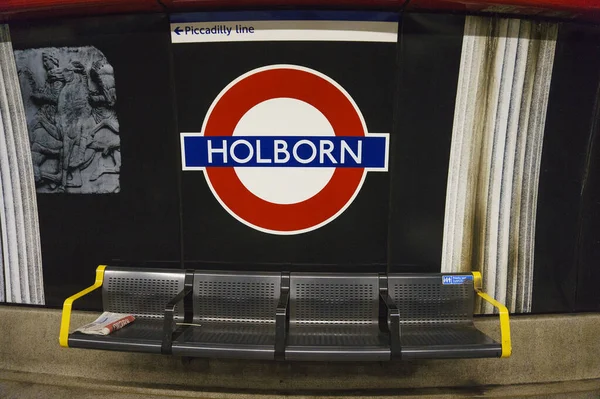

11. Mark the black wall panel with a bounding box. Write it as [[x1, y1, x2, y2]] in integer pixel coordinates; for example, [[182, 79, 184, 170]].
[[572, 26, 600, 312], [174, 38, 396, 272], [10, 14, 182, 308], [575, 91, 600, 311], [388, 13, 464, 272], [533, 23, 600, 313]]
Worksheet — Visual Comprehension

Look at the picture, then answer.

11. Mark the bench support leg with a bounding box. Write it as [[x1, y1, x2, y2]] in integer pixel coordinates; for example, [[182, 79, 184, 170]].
[[162, 270, 195, 355], [275, 272, 290, 361], [379, 274, 402, 360]]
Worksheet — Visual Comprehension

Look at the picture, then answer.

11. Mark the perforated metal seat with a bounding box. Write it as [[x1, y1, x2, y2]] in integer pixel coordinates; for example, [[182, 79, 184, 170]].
[[62, 267, 509, 360], [68, 267, 186, 353], [387, 273, 502, 359], [171, 271, 282, 359], [284, 273, 390, 361]]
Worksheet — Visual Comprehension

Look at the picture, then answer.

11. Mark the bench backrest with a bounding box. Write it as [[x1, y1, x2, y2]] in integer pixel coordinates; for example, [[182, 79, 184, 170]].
[[387, 273, 474, 326], [102, 267, 186, 320], [193, 271, 281, 324], [289, 273, 379, 327]]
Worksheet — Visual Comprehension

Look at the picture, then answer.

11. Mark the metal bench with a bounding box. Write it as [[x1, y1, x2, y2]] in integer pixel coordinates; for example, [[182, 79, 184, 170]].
[[284, 272, 396, 361], [170, 271, 283, 360], [60, 266, 511, 360], [387, 272, 510, 359], [60, 266, 188, 353]]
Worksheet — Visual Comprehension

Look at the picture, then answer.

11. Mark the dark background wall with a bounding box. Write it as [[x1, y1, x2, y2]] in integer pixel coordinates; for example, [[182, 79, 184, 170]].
[[4, 12, 600, 313], [533, 22, 600, 313], [174, 35, 396, 273], [388, 13, 464, 273], [10, 14, 182, 308]]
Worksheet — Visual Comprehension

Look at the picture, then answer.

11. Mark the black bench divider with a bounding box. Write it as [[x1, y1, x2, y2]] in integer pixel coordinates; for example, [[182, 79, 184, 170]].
[[378, 274, 401, 360], [275, 272, 290, 361], [161, 270, 194, 355]]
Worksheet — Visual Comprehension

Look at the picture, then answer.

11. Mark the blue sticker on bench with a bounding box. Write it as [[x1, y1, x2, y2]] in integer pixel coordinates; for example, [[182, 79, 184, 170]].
[[442, 275, 473, 285]]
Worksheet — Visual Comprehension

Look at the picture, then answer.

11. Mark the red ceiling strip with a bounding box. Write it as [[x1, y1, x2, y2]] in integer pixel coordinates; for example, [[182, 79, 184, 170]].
[[1, 0, 600, 21], [406, 0, 600, 21], [0, 0, 164, 22], [169, 0, 401, 7]]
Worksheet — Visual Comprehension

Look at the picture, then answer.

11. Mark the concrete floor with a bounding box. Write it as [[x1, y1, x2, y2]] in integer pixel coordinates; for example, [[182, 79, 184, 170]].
[[4, 308, 600, 392], [2, 308, 600, 398], [1, 371, 600, 399]]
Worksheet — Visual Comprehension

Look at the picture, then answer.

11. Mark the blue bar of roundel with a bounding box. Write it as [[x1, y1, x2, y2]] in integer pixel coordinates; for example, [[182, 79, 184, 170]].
[[183, 136, 387, 168], [171, 11, 399, 23]]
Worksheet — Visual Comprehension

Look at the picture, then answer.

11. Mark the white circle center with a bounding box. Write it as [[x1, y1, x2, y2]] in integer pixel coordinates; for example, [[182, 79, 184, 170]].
[[233, 98, 335, 205]]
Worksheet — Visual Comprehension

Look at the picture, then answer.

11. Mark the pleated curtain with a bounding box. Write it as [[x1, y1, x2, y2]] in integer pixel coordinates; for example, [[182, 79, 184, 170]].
[[0, 25, 44, 304], [441, 16, 558, 313]]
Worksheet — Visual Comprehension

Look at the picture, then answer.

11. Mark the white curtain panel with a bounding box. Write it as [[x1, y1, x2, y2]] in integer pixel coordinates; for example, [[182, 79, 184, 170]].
[[442, 16, 558, 314], [0, 25, 44, 304]]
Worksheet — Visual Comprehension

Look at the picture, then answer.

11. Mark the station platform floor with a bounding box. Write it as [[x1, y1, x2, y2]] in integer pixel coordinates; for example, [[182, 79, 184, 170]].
[[1, 370, 600, 399], [2, 307, 600, 398]]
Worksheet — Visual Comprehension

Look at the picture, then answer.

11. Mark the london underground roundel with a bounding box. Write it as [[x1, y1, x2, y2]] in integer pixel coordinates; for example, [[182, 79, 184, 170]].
[[181, 65, 389, 235]]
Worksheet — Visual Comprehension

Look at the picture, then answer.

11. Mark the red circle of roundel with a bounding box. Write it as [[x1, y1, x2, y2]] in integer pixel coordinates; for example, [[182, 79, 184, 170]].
[[203, 66, 366, 234]]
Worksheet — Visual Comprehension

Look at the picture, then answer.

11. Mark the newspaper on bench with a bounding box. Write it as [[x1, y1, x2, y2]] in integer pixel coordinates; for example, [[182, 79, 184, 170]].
[[75, 312, 135, 335]]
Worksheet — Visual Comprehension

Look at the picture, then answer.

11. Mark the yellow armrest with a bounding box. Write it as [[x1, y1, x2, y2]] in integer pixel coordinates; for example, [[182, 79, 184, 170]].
[[472, 271, 512, 358], [59, 265, 106, 348]]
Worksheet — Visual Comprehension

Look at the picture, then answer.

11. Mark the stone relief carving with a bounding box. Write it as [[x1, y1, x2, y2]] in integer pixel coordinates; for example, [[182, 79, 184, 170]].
[[14, 47, 120, 193]]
